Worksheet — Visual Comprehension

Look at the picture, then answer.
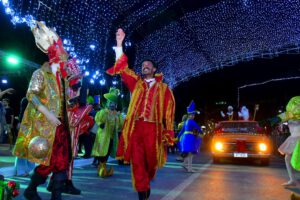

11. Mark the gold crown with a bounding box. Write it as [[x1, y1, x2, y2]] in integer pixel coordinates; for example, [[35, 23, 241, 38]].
[[31, 21, 59, 53]]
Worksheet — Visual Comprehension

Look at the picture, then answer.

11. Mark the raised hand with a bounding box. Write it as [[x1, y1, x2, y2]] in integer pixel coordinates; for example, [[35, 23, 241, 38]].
[[4, 88, 15, 94], [0, 88, 15, 98], [116, 28, 125, 47]]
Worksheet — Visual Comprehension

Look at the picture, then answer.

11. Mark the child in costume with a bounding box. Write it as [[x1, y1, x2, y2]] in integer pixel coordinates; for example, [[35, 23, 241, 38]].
[[177, 101, 202, 172], [91, 88, 123, 177]]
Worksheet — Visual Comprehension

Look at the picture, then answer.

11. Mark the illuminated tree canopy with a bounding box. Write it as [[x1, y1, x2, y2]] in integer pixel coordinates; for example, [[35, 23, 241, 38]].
[[2, 0, 300, 88]]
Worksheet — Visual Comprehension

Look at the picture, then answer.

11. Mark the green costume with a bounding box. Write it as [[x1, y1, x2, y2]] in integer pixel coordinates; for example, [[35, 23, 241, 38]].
[[91, 88, 124, 177], [278, 96, 300, 122], [91, 108, 123, 158]]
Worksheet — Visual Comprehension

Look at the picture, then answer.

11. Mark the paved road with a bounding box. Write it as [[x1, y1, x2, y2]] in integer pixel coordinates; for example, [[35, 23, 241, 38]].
[[0, 144, 15, 168], [9, 152, 297, 200]]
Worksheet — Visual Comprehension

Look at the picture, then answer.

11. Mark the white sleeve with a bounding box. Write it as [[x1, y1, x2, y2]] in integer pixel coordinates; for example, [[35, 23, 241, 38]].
[[238, 112, 242, 117], [220, 111, 225, 118], [113, 46, 123, 61]]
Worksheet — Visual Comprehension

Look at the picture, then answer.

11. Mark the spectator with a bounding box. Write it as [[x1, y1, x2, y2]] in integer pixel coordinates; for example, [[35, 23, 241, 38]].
[[2, 98, 14, 149], [0, 101, 6, 144]]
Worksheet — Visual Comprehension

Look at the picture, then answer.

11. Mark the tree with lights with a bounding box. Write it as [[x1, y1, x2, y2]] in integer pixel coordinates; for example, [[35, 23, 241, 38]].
[[106, 28, 175, 200]]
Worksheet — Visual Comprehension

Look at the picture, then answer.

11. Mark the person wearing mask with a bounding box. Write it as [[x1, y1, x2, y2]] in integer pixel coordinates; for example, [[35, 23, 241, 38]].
[[91, 88, 123, 177], [14, 97, 35, 177], [13, 21, 83, 200]]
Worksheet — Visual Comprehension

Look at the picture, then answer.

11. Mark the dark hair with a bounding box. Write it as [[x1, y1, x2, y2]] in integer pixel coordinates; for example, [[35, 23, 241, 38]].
[[142, 59, 158, 70]]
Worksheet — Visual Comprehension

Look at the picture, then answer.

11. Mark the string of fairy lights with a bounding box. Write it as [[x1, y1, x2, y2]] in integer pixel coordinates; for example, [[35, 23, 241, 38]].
[[1, 0, 300, 89], [134, 0, 300, 88], [0, 0, 175, 88]]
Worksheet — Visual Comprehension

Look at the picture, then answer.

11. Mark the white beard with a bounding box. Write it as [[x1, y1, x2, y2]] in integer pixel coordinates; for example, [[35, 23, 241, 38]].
[[51, 63, 60, 75]]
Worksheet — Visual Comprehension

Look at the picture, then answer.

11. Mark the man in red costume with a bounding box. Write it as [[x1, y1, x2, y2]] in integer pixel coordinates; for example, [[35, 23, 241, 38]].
[[106, 28, 175, 200]]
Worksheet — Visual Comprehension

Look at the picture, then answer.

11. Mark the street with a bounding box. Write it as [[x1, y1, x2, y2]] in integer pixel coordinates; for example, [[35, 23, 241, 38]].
[[11, 152, 296, 200]]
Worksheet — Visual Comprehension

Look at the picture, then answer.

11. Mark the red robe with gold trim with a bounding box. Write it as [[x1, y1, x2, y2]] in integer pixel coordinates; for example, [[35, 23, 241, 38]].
[[106, 54, 175, 168]]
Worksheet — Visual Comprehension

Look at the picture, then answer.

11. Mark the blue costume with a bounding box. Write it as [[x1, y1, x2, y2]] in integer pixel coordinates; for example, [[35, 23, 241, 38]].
[[177, 101, 202, 154]]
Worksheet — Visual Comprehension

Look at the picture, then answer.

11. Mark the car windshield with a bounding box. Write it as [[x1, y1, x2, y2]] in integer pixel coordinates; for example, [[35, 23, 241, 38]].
[[217, 122, 261, 134]]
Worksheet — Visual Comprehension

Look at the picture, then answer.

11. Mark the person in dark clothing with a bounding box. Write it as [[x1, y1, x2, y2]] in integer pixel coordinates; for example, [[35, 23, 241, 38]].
[[19, 97, 28, 122], [2, 98, 14, 149], [0, 101, 6, 144]]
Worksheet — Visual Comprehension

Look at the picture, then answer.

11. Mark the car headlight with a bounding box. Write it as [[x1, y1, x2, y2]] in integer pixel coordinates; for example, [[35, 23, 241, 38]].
[[259, 143, 267, 151], [215, 142, 223, 151]]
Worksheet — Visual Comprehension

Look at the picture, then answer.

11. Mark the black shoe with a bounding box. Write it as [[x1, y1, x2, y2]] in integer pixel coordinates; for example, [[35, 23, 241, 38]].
[[92, 163, 98, 167], [51, 180, 64, 200], [24, 172, 47, 200], [24, 188, 42, 200], [46, 179, 53, 192], [82, 154, 91, 159], [92, 158, 99, 167], [138, 191, 148, 200], [64, 180, 81, 195], [51, 172, 68, 200], [47, 179, 81, 195], [118, 160, 124, 165]]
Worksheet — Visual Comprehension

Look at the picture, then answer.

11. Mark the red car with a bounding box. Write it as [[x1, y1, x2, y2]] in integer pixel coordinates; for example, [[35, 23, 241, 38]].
[[211, 121, 272, 165]]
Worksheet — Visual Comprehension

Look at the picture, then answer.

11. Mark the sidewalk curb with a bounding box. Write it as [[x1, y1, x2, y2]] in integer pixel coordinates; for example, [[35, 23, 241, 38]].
[[0, 158, 94, 177]]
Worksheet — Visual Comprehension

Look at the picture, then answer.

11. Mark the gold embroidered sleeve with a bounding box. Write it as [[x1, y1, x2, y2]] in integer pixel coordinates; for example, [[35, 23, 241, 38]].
[[164, 87, 175, 131], [26, 69, 45, 108]]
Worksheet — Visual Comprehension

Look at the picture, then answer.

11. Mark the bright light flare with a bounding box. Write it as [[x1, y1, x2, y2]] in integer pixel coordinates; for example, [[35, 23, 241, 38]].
[[7, 56, 19, 65], [259, 143, 267, 151], [215, 142, 223, 151]]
